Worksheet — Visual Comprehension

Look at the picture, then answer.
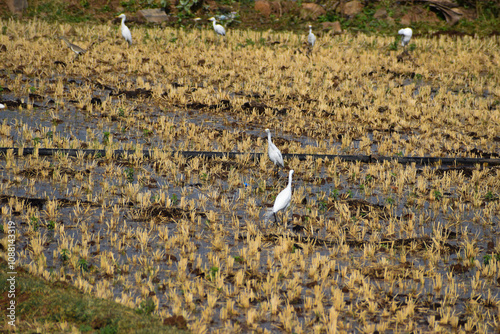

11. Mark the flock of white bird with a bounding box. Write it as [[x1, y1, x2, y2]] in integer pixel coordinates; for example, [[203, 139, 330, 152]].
[[265, 129, 292, 224], [116, 14, 226, 46], [55, 12, 413, 58], [113, 13, 412, 51], [50, 15, 413, 224], [265, 23, 411, 224]]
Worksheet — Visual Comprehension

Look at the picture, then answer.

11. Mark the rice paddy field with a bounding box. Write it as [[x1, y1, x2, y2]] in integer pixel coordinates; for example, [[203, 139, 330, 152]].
[[1, 18, 500, 333]]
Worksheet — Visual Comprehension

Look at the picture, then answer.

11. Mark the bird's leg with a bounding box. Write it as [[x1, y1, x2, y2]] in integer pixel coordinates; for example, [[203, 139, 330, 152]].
[[287, 210, 292, 229], [283, 211, 293, 230], [274, 212, 279, 225]]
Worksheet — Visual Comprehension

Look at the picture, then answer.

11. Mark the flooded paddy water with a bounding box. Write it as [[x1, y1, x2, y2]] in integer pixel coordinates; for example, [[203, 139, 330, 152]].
[[1, 18, 500, 332]]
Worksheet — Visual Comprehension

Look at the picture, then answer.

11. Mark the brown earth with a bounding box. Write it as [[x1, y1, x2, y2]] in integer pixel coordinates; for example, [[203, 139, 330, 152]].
[[0, 0, 491, 34]]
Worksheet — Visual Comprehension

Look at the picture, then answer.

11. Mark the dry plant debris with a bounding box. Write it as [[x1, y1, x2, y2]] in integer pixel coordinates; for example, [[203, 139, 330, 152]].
[[1, 18, 500, 332]]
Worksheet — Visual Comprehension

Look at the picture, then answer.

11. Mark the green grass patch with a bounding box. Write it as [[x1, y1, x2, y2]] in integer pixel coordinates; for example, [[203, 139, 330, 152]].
[[0, 259, 187, 333]]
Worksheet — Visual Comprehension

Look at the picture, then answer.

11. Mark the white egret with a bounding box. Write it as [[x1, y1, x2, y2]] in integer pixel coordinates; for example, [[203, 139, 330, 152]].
[[117, 14, 133, 46], [398, 27, 412, 50], [0, 103, 4, 109], [265, 129, 284, 170], [208, 17, 226, 36], [308, 25, 316, 48], [58, 36, 86, 56], [272, 170, 294, 223]]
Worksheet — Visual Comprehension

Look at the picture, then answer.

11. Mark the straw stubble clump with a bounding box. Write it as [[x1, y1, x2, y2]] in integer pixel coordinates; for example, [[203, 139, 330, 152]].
[[1, 18, 500, 332]]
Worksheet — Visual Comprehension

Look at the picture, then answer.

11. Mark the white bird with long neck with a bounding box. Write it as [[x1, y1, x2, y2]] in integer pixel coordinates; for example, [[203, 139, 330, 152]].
[[265, 129, 284, 170], [208, 17, 226, 36], [308, 25, 316, 48], [398, 27, 412, 50], [117, 14, 133, 46], [272, 170, 294, 223]]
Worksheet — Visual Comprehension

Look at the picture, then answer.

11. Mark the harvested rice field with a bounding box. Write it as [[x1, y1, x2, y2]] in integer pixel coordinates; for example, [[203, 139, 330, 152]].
[[1, 18, 500, 332]]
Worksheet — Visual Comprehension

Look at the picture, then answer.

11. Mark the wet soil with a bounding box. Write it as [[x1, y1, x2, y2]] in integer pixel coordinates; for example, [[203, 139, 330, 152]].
[[1, 22, 500, 332]]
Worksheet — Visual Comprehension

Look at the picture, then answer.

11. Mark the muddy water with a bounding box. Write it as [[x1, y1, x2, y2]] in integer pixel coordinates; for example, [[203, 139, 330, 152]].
[[2, 72, 500, 332]]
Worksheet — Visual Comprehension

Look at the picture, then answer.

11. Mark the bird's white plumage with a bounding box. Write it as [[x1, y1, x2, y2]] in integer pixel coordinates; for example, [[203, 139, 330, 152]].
[[0, 103, 5, 109], [273, 169, 294, 216], [117, 14, 133, 45], [265, 128, 284, 168], [398, 27, 412, 47], [209, 17, 226, 36], [308, 25, 316, 47]]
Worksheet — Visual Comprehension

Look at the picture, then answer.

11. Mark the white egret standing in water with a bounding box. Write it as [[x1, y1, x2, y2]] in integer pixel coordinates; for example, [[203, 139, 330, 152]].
[[117, 14, 133, 46], [265, 129, 284, 172], [398, 27, 412, 51], [208, 17, 226, 36], [272, 170, 294, 223]]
